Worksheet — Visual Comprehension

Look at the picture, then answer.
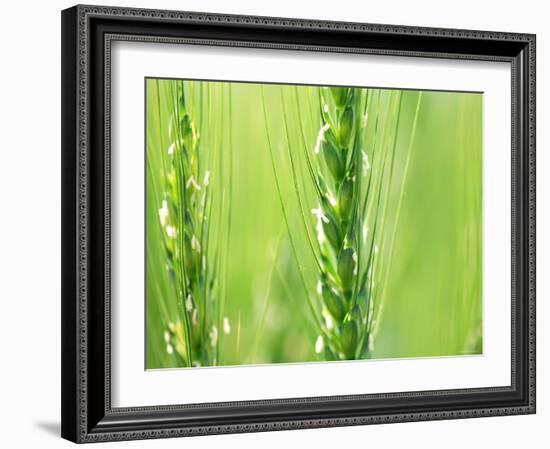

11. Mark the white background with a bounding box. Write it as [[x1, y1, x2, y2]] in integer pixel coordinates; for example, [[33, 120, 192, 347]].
[[0, 0, 545, 448], [113, 42, 511, 406]]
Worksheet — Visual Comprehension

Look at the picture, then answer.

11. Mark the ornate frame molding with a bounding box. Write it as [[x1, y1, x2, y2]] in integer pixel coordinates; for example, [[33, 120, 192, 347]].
[[61, 4, 536, 443]]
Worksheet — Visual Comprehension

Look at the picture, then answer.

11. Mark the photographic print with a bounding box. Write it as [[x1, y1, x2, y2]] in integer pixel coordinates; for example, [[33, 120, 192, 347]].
[[145, 79, 482, 369], [62, 8, 535, 440]]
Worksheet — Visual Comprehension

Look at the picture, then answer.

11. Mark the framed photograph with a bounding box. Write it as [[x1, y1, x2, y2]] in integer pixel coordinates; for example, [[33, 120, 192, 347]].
[[61, 4, 536, 443]]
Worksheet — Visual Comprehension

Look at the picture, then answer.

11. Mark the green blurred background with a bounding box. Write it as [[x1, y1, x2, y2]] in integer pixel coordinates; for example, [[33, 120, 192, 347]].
[[146, 79, 482, 369]]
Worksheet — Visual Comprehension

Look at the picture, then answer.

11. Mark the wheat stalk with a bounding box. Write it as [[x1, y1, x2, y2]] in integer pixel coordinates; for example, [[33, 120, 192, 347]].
[[307, 87, 368, 359], [157, 80, 228, 367], [277, 86, 405, 361]]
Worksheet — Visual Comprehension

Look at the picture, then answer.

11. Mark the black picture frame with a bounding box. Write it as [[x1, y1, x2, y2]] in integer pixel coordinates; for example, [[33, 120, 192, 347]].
[[61, 4, 536, 443]]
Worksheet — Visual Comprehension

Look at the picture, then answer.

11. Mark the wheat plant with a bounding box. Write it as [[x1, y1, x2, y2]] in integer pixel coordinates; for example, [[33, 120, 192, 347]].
[[310, 86, 370, 360], [156, 80, 229, 367], [265, 85, 417, 361]]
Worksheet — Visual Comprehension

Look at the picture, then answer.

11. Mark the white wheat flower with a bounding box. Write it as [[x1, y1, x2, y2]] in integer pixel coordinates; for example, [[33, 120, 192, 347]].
[[185, 294, 193, 312], [312, 206, 329, 224], [203, 170, 210, 186], [315, 336, 324, 354], [166, 343, 174, 355], [362, 150, 370, 177], [186, 175, 201, 191], [165, 225, 176, 238], [312, 206, 329, 244], [322, 308, 334, 331], [223, 317, 231, 335], [209, 326, 218, 347], [315, 220, 325, 244], [362, 224, 369, 243], [158, 199, 169, 227], [163, 330, 170, 343], [327, 192, 337, 207], [313, 123, 330, 155]]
